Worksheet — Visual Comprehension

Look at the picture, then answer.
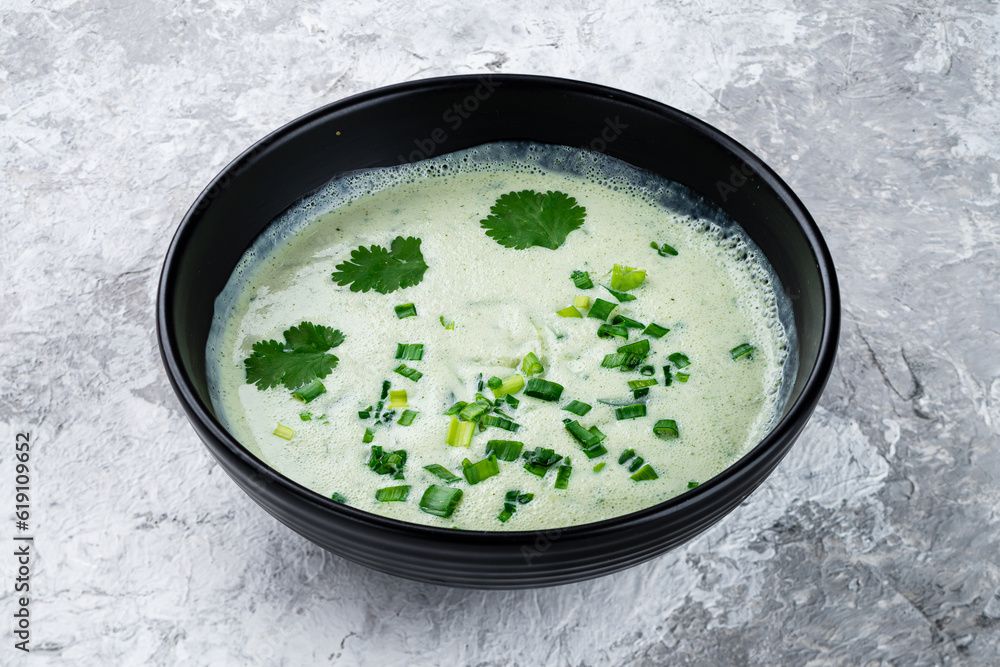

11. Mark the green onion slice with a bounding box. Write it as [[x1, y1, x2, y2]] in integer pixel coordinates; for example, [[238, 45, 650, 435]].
[[663, 366, 673, 386], [615, 404, 647, 420], [375, 485, 410, 502], [397, 409, 418, 426], [687, 480, 700, 489], [498, 503, 516, 523], [424, 464, 461, 483], [440, 315, 455, 330], [492, 374, 525, 398], [444, 400, 468, 416], [394, 303, 417, 319], [593, 462, 606, 472], [394, 364, 422, 382], [610, 264, 646, 291], [458, 400, 489, 422], [524, 378, 564, 402], [563, 400, 592, 416], [630, 465, 659, 482], [419, 485, 463, 517], [521, 352, 544, 376], [554, 459, 572, 490], [587, 298, 617, 321], [618, 449, 636, 465], [618, 339, 650, 358], [601, 352, 629, 369], [653, 419, 679, 438], [628, 456, 645, 473], [273, 424, 293, 440], [486, 439, 524, 462], [652, 241, 678, 257], [299, 412, 312, 421], [730, 343, 756, 361], [640, 365, 655, 377], [504, 394, 519, 409], [643, 323, 669, 338], [446, 417, 475, 447], [362, 428, 374, 443], [668, 352, 691, 368], [330, 492, 347, 504], [522, 447, 563, 476], [612, 315, 645, 329], [597, 324, 629, 339], [395, 343, 425, 360], [604, 286, 637, 303], [480, 414, 520, 433], [676, 372, 690, 383], [291, 380, 326, 403], [571, 270, 594, 289], [463, 454, 500, 485], [628, 379, 657, 390], [557, 306, 583, 318]]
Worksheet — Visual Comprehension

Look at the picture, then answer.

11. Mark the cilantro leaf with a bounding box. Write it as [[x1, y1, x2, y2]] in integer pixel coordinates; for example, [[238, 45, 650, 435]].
[[479, 190, 586, 250], [244, 321, 344, 390], [331, 236, 428, 294]]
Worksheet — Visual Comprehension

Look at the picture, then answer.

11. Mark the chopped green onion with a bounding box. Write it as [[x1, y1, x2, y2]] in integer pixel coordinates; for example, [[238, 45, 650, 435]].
[[628, 456, 645, 473], [604, 286, 637, 302], [498, 503, 516, 523], [389, 389, 408, 407], [458, 400, 489, 422], [516, 492, 534, 504], [612, 315, 645, 329], [640, 365, 655, 377], [633, 387, 649, 399], [462, 454, 500, 485], [521, 352, 544, 376], [486, 439, 524, 461], [362, 428, 374, 443], [615, 404, 647, 420], [630, 465, 659, 481], [618, 339, 650, 358], [299, 412, 312, 421], [668, 352, 691, 368], [601, 352, 629, 369], [522, 447, 563, 477], [564, 420, 607, 458], [291, 380, 326, 403], [610, 264, 646, 291], [563, 400, 592, 416], [395, 343, 425, 361], [439, 315, 455, 330], [444, 400, 467, 416], [651, 241, 678, 257], [687, 480, 700, 489], [419, 485, 463, 517], [375, 485, 411, 502], [730, 343, 756, 361], [525, 378, 564, 402], [330, 492, 347, 504], [663, 366, 673, 386], [393, 364, 422, 382], [273, 424, 294, 440], [643, 323, 670, 338], [653, 419, 679, 438], [557, 306, 583, 318], [487, 376, 502, 390], [368, 445, 408, 477], [504, 394, 519, 409], [492, 374, 525, 398], [480, 414, 520, 433], [394, 303, 417, 319], [571, 270, 594, 289], [593, 462, 606, 472], [628, 379, 657, 391], [589, 426, 607, 443], [380, 380, 391, 400], [587, 298, 617, 321], [618, 449, 635, 465], [493, 408, 514, 420], [477, 374, 484, 392], [397, 409, 418, 426], [554, 459, 572, 490], [676, 372, 690, 382], [424, 464, 461, 483], [597, 324, 629, 339], [358, 406, 372, 419], [446, 417, 475, 447], [474, 392, 494, 407], [574, 295, 590, 310]]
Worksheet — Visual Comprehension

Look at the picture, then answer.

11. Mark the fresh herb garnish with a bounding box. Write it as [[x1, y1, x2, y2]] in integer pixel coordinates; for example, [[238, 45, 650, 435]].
[[521, 352, 544, 376], [643, 323, 669, 338], [730, 343, 756, 361], [393, 364, 423, 382], [424, 464, 462, 483], [331, 236, 428, 294], [394, 303, 418, 319], [571, 270, 594, 289], [554, 459, 572, 490], [446, 417, 476, 447], [273, 424, 293, 440], [368, 445, 407, 479], [557, 306, 583, 318], [375, 485, 411, 502], [630, 465, 658, 481], [244, 321, 344, 391], [291, 380, 326, 403], [563, 400, 592, 416], [610, 264, 646, 291], [651, 241, 678, 257], [397, 409, 418, 426], [615, 404, 647, 420], [485, 439, 524, 462], [419, 485, 463, 517], [522, 447, 564, 477], [587, 298, 617, 321], [395, 343, 424, 360], [524, 378, 564, 402], [330, 492, 347, 503], [463, 454, 500, 485], [654, 419, 679, 438], [668, 352, 691, 368], [480, 190, 586, 250]]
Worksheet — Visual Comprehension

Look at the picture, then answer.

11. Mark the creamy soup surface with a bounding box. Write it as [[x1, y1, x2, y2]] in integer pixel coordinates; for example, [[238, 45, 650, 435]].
[[207, 142, 795, 531]]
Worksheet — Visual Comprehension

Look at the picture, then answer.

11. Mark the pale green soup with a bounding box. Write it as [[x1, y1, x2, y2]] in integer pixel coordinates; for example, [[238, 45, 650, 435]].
[[207, 142, 795, 531]]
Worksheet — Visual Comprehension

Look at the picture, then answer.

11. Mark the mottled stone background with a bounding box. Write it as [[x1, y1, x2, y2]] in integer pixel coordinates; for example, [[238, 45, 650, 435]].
[[2, 0, 999, 664]]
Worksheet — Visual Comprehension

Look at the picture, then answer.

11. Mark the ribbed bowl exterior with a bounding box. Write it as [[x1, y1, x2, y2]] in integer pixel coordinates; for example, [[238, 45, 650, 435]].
[[158, 75, 839, 589]]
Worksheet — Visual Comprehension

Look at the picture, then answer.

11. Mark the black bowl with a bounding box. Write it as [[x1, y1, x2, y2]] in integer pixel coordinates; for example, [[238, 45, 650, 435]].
[[157, 74, 839, 589]]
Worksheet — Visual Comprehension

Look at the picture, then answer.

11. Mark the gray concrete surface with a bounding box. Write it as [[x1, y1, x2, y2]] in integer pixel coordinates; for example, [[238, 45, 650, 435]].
[[2, 0, 999, 664]]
